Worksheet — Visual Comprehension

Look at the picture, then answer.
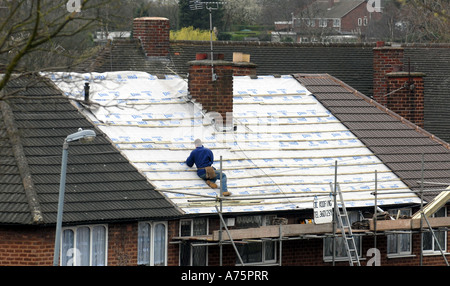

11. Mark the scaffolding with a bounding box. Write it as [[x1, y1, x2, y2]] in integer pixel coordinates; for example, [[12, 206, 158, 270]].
[[170, 159, 450, 266]]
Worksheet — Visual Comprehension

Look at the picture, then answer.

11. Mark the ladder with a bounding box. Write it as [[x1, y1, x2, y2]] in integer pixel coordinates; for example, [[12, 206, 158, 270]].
[[334, 183, 361, 266]]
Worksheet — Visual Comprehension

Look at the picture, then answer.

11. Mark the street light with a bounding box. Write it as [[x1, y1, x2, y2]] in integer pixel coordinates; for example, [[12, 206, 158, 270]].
[[53, 128, 96, 266]]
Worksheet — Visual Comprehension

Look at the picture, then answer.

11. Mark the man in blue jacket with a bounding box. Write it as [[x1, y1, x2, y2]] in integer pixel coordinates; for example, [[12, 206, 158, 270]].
[[186, 139, 230, 195]]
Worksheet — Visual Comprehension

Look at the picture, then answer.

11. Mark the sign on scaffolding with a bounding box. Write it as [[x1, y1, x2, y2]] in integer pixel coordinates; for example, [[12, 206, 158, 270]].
[[313, 196, 334, 224]]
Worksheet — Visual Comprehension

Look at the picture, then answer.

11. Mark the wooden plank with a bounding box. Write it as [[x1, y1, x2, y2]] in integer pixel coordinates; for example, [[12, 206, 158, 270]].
[[212, 223, 333, 241], [412, 187, 450, 219], [370, 216, 450, 231]]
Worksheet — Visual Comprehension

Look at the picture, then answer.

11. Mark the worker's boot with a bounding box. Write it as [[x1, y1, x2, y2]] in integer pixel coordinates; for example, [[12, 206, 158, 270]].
[[206, 180, 218, 189]]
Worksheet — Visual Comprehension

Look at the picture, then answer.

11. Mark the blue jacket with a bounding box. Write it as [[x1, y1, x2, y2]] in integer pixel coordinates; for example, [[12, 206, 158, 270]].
[[186, 146, 214, 176]]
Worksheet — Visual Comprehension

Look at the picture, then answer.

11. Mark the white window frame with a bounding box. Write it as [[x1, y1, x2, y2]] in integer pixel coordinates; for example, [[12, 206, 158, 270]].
[[333, 18, 341, 28], [319, 19, 327, 27], [305, 19, 315, 27], [179, 218, 209, 266], [323, 211, 362, 262], [61, 224, 108, 266], [387, 208, 412, 256], [137, 221, 168, 266], [422, 207, 447, 254], [358, 18, 362, 26]]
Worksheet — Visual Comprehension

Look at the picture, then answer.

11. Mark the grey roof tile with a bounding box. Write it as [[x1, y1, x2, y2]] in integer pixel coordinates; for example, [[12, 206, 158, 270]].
[[0, 75, 181, 225]]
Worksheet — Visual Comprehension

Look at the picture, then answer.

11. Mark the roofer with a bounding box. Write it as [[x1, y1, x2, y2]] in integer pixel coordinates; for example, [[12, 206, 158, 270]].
[[186, 139, 230, 196]]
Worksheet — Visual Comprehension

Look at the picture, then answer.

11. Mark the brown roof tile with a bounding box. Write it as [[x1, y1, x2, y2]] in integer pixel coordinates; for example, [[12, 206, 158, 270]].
[[294, 73, 450, 202]]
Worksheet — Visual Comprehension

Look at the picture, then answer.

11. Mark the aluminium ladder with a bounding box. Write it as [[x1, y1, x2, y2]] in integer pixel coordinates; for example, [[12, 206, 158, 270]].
[[334, 183, 361, 266]]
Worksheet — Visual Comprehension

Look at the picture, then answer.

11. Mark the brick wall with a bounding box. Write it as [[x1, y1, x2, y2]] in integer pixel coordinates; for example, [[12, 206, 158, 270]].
[[373, 45, 404, 104], [167, 220, 180, 266], [386, 72, 425, 128], [107, 223, 138, 265], [0, 221, 180, 266], [188, 53, 257, 126], [341, 2, 382, 34], [373, 43, 426, 127], [232, 63, 257, 77], [1, 217, 448, 266], [188, 58, 234, 125], [0, 225, 54, 266], [133, 17, 170, 57]]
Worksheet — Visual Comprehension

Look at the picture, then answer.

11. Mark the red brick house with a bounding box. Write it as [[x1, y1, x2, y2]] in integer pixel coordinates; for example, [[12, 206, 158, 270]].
[[272, 0, 382, 43]]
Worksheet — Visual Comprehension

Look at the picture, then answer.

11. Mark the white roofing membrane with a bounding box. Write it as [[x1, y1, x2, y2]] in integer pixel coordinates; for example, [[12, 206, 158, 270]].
[[47, 71, 421, 214]]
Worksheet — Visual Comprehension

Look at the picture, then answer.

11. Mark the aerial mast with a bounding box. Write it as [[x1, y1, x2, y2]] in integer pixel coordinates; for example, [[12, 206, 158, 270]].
[[189, 1, 226, 81]]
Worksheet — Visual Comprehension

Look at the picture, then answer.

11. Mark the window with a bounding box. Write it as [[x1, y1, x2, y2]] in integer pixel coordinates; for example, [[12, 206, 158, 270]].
[[179, 218, 208, 266], [363, 16, 368, 26], [323, 212, 361, 261], [423, 207, 447, 253], [61, 225, 107, 266], [319, 19, 327, 27], [333, 19, 341, 28], [235, 215, 277, 265], [358, 18, 362, 26], [138, 221, 168, 266], [305, 19, 315, 27], [387, 209, 412, 255]]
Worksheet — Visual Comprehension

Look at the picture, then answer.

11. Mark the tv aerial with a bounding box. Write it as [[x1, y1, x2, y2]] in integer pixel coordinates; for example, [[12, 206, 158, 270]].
[[189, 1, 226, 81]]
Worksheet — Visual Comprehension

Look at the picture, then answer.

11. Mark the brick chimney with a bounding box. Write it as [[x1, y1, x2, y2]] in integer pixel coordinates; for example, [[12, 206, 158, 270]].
[[188, 53, 234, 128], [188, 53, 257, 129], [373, 42, 425, 127], [133, 17, 170, 57], [373, 42, 404, 105], [385, 72, 425, 128]]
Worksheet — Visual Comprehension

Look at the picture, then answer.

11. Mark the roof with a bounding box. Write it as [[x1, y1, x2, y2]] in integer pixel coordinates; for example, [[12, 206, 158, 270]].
[[299, 0, 366, 19], [170, 41, 375, 97], [0, 75, 181, 225], [74, 38, 176, 75], [67, 39, 450, 206], [47, 71, 423, 215], [169, 41, 450, 144], [294, 73, 450, 202]]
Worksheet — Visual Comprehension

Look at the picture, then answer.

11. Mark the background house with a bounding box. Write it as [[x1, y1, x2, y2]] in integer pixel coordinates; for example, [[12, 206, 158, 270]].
[[272, 0, 382, 43]]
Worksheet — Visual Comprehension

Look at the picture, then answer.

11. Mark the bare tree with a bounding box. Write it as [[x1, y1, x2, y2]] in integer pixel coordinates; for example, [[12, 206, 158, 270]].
[[0, 0, 123, 97], [396, 0, 450, 42]]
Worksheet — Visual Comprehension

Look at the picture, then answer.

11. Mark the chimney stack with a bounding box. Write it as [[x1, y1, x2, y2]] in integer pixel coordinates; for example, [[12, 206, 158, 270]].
[[188, 53, 257, 129], [385, 71, 425, 128], [373, 42, 404, 105], [373, 42, 425, 127], [188, 53, 234, 128], [133, 17, 170, 57]]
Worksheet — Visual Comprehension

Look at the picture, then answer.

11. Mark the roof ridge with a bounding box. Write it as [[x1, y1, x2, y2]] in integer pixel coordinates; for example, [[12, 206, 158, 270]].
[[0, 101, 44, 224]]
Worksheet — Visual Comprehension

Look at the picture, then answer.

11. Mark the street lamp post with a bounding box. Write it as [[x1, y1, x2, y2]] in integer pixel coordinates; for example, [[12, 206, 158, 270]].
[[53, 128, 96, 266]]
